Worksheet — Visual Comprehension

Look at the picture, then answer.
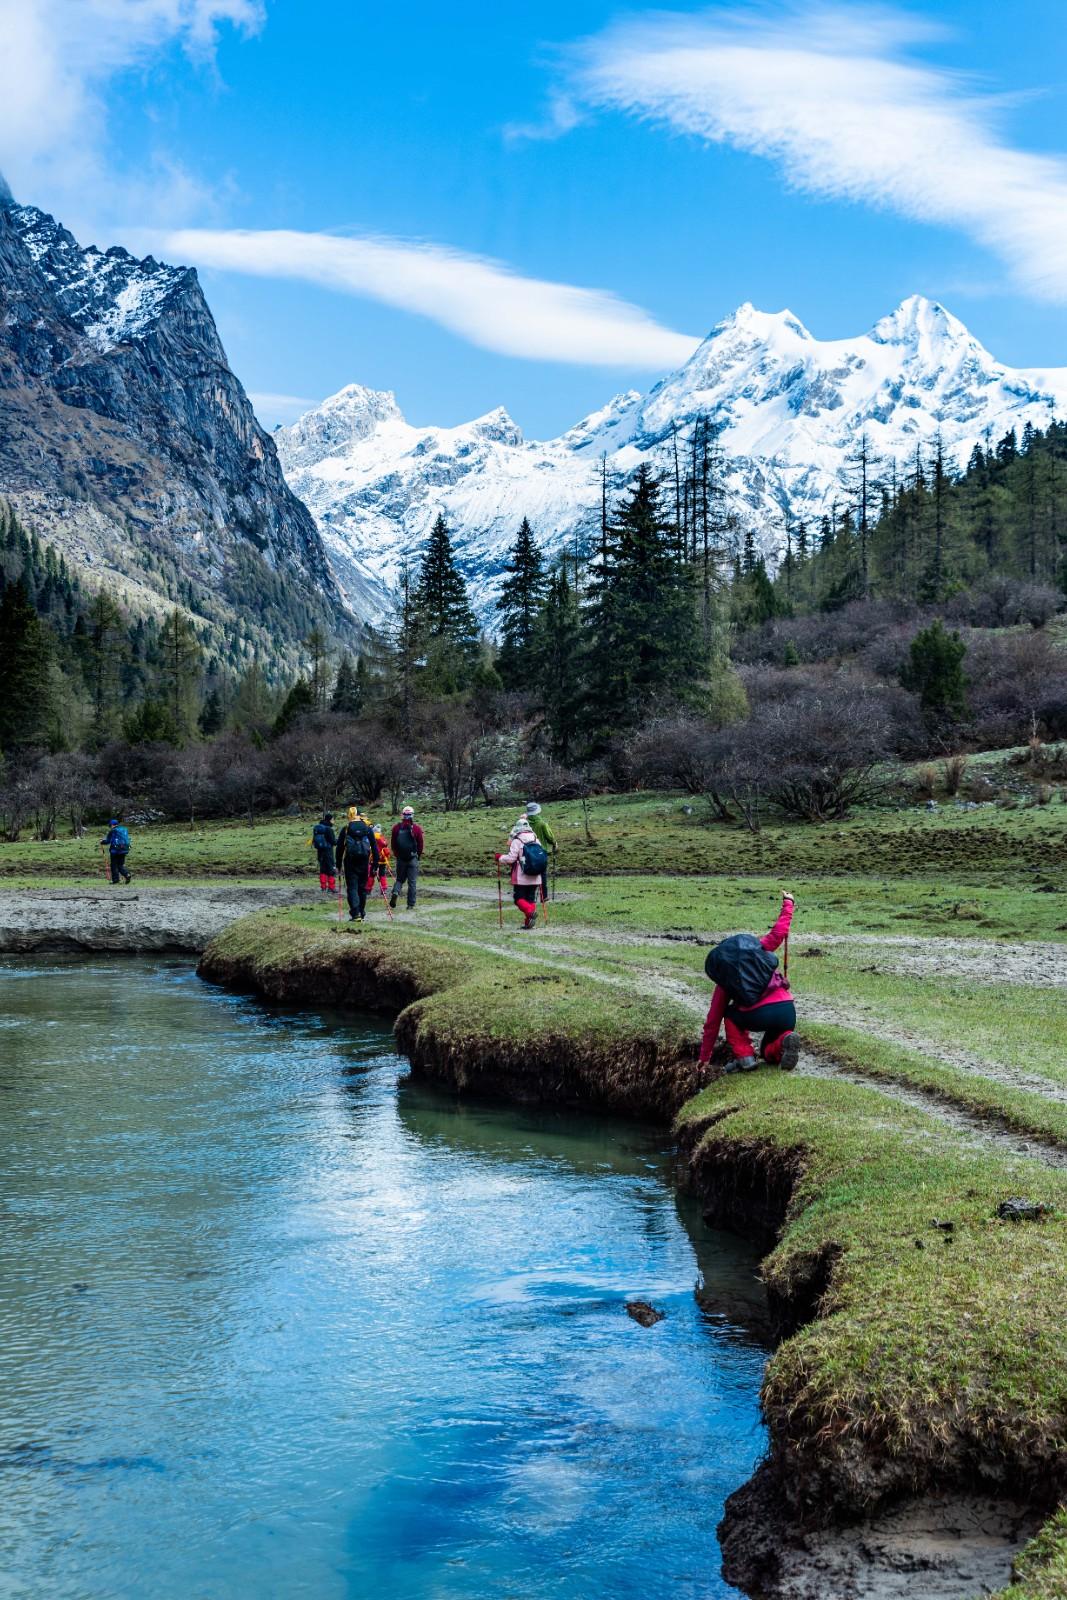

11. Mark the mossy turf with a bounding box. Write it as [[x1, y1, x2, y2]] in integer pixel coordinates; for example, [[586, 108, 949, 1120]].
[[995, 1510, 1067, 1599], [676, 1072, 1067, 1510], [3, 787, 1066, 886]]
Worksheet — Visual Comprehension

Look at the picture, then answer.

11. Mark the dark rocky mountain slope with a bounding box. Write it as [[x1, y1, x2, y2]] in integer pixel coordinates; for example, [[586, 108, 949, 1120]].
[[0, 189, 351, 668]]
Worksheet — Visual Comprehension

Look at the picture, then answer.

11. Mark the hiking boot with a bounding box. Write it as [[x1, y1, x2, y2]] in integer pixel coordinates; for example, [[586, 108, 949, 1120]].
[[522, 914, 538, 930], [735, 1056, 759, 1072], [778, 1034, 800, 1072], [389, 892, 398, 909]]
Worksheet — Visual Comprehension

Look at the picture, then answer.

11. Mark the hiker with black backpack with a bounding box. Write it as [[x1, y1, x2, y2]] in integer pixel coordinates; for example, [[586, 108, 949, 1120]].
[[389, 806, 424, 909], [699, 894, 799, 1074], [312, 812, 337, 896], [335, 805, 379, 924], [99, 819, 133, 885], [495, 817, 547, 931]]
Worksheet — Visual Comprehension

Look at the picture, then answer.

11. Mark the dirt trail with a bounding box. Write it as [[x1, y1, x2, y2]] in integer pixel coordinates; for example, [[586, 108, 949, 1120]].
[[404, 912, 1067, 1171]]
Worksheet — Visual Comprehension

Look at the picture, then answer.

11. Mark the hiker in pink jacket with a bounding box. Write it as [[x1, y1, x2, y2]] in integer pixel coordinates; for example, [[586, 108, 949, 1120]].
[[699, 895, 799, 1073], [495, 819, 542, 931]]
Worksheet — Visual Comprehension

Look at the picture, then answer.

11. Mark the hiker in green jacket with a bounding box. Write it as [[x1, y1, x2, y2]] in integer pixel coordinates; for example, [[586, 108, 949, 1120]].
[[525, 801, 556, 903]]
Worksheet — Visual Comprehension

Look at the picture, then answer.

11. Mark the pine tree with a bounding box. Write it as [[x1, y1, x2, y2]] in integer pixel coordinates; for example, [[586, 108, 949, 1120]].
[[303, 625, 331, 710], [495, 518, 547, 691], [158, 610, 202, 740], [532, 564, 585, 762], [583, 465, 704, 743], [0, 580, 55, 749], [198, 688, 225, 736], [330, 651, 364, 715], [901, 620, 967, 720], [412, 514, 480, 693], [272, 676, 316, 737]]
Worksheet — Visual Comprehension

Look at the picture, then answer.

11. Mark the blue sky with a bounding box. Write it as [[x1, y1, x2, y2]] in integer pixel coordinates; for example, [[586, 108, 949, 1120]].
[[4, 1, 1067, 436]]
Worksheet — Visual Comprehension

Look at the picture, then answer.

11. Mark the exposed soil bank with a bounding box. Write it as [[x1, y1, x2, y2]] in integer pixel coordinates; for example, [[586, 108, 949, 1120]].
[[198, 916, 1061, 1600], [0, 886, 312, 954]]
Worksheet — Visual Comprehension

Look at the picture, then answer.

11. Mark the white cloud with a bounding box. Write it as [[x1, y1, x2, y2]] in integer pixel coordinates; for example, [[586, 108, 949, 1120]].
[[0, 0, 262, 220], [572, 4, 1067, 302], [503, 91, 586, 145], [249, 391, 316, 426], [165, 226, 700, 367]]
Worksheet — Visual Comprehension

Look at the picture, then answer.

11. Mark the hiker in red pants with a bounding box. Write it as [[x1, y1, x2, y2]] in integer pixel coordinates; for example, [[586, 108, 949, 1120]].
[[699, 894, 799, 1074], [495, 818, 544, 931]]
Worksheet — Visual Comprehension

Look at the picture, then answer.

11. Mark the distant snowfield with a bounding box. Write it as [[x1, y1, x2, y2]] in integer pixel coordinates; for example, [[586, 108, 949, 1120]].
[[275, 296, 1067, 623]]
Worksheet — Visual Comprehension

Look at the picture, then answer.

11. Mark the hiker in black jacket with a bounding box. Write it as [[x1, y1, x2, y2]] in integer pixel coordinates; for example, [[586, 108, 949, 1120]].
[[335, 805, 379, 923], [312, 813, 336, 895], [99, 819, 132, 885]]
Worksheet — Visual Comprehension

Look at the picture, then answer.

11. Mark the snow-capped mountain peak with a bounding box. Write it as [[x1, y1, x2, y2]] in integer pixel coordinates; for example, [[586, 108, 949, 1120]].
[[275, 298, 1067, 623]]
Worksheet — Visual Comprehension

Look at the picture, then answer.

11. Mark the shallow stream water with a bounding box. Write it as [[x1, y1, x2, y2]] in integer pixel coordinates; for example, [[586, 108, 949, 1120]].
[[0, 955, 768, 1598]]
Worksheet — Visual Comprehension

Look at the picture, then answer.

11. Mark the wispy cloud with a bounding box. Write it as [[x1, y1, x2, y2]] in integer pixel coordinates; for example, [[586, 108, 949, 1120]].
[[249, 391, 316, 426], [571, 4, 1067, 302], [503, 91, 586, 145], [0, 0, 263, 225], [165, 227, 700, 367]]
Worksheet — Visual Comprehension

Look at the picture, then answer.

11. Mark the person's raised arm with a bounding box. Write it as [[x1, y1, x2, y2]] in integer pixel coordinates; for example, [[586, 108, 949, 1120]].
[[761, 894, 795, 952]]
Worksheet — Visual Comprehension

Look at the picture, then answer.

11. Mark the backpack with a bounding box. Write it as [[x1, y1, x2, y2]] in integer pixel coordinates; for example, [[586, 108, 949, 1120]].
[[111, 825, 130, 852], [344, 820, 373, 862], [704, 934, 778, 1007], [520, 839, 549, 877], [312, 822, 330, 851], [394, 820, 417, 861]]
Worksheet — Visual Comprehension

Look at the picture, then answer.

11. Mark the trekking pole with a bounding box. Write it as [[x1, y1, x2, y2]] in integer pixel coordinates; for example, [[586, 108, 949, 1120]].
[[496, 860, 503, 929], [783, 932, 790, 985], [540, 883, 549, 925], [99, 844, 109, 883], [376, 873, 394, 921], [336, 870, 344, 924]]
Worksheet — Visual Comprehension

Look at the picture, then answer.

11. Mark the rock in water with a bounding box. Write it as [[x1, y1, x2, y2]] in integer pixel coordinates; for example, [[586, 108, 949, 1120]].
[[626, 1300, 665, 1328]]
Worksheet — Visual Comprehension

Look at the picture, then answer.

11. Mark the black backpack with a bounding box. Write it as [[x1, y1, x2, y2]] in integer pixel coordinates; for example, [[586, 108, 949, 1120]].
[[394, 820, 417, 861], [520, 839, 549, 877], [312, 822, 330, 851], [344, 820, 373, 862], [704, 934, 778, 1007]]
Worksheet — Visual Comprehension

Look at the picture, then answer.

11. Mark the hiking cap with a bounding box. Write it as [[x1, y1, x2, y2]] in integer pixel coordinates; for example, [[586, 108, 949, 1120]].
[[511, 819, 528, 837], [526, 802, 541, 816], [109, 818, 118, 826], [402, 806, 414, 817]]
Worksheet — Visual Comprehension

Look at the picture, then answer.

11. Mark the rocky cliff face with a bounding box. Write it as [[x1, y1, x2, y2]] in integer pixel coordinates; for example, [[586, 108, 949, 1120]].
[[277, 297, 1067, 621], [0, 193, 349, 660]]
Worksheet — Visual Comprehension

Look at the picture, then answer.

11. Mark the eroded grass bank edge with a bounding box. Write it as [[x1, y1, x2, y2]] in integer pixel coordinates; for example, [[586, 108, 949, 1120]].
[[200, 910, 1067, 1600]]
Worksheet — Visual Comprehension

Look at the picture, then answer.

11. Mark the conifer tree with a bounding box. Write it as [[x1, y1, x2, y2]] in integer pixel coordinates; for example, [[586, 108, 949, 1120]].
[[330, 651, 364, 715], [158, 610, 202, 740], [0, 580, 55, 749], [532, 564, 584, 762], [412, 514, 480, 693], [495, 518, 547, 691]]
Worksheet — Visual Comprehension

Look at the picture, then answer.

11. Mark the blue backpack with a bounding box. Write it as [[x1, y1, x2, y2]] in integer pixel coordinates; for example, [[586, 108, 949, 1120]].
[[111, 825, 130, 852], [520, 839, 548, 877]]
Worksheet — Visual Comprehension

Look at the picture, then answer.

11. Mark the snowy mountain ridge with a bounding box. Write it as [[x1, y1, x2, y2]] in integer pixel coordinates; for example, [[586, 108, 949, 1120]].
[[277, 295, 1067, 622]]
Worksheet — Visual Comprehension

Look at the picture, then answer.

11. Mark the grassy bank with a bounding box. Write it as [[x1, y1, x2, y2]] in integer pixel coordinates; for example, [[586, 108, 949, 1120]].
[[199, 884, 1067, 1596]]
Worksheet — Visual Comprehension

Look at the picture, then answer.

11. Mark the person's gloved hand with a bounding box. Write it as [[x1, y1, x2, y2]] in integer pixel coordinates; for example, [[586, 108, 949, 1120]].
[[781, 890, 795, 903]]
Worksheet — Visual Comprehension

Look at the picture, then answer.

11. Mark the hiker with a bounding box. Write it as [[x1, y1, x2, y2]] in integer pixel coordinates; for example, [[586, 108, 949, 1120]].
[[525, 800, 557, 902], [367, 820, 391, 903], [496, 817, 547, 931], [390, 806, 424, 909], [99, 818, 132, 885], [334, 805, 379, 923], [312, 812, 337, 896], [699, 894, 799, 1073]]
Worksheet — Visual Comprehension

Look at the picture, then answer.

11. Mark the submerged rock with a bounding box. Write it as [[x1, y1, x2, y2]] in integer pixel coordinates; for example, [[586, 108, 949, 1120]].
[[625, 1300, 665, 1328]]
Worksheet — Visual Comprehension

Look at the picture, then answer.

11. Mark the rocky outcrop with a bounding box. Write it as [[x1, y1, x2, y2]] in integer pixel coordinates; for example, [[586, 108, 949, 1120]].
[[0, 190, 351, 655]]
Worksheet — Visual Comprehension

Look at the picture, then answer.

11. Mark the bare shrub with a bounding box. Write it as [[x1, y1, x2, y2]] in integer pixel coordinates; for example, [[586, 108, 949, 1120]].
[[914, 764, 939, 800], [942, 754, 969, 795]]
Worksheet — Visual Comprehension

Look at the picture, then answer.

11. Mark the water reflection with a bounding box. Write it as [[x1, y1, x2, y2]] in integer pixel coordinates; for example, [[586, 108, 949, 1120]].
[[0, 955, 768, 1599]]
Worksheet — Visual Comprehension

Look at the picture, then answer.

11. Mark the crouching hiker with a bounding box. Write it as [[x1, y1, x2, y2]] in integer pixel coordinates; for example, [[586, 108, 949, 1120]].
[[100, 819, 132, 885], [390, 806, 424, 909], [699, 895, 799, 1074], [496, 818, 547, 931], [335, 805, 378, 924], [312, 812, 337, 895]]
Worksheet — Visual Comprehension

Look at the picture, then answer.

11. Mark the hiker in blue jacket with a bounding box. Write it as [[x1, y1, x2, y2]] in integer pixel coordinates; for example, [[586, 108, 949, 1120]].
[[100, 819, 133, 885]]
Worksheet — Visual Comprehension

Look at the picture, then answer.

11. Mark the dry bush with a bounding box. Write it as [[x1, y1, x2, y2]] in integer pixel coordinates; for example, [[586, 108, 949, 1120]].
[[914, 764, 939, 800], [942, 753, 969, 795]]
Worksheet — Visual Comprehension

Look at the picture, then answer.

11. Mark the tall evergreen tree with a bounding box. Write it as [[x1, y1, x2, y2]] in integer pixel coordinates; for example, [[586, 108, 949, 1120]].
[[495, 518, 547, 690], [330, 651, 364, 715], [412, 514, 480, 693], [158, 610, 202, 740], [0, 580, 55, 750], [583, 465, 704, 743], [532, 564, 584, 762]]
